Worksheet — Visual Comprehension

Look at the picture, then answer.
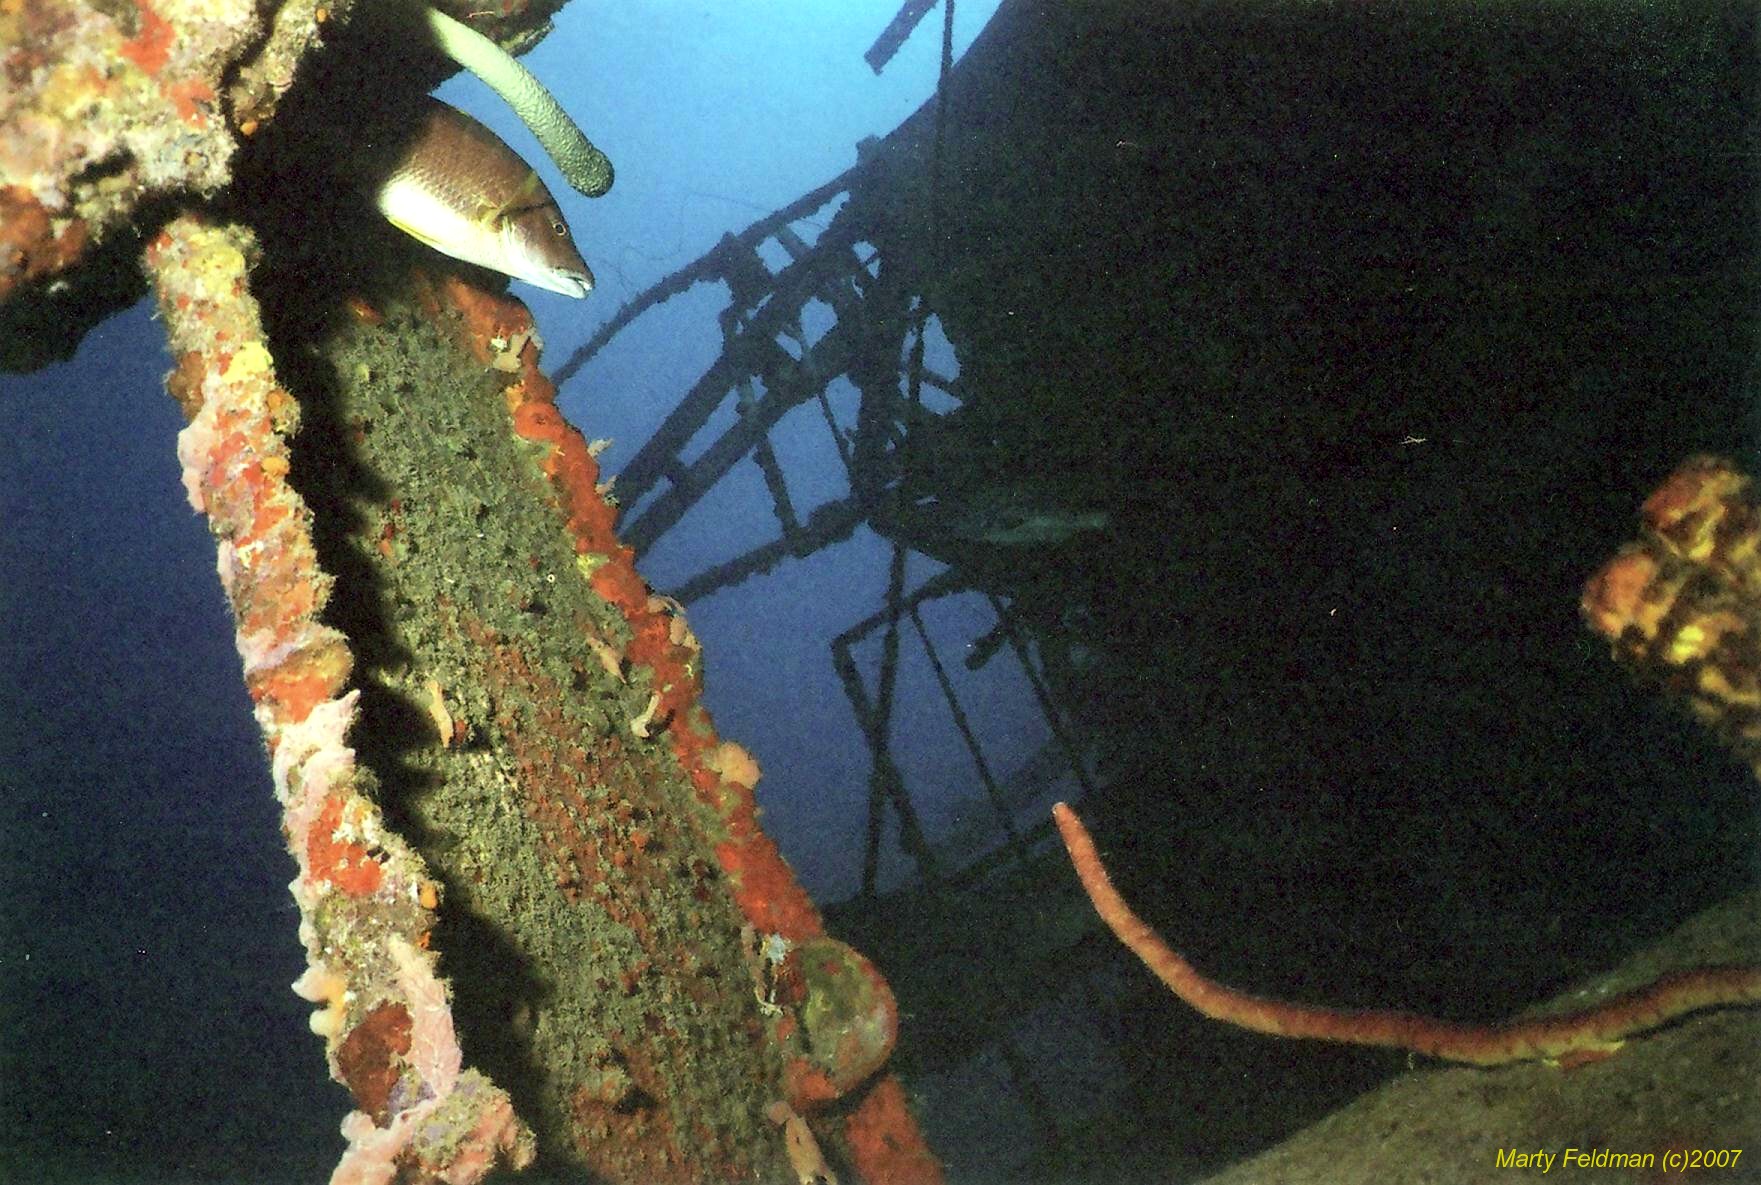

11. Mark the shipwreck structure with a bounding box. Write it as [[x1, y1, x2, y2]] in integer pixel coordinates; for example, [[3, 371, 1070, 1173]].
[[6, 0, 1760, 1182], [536, 0, 1761, 1179], [4, 1, 950, 1181]]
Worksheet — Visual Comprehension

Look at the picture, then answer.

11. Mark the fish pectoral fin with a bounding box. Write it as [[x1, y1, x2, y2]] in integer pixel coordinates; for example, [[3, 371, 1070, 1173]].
[[384, 213, 447, 252], [473, 170, 545, 231], [472, 203, 504, 233]]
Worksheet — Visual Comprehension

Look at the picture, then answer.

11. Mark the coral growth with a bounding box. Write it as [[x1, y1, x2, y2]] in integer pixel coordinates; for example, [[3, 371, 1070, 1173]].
[[145, 214, 532, 1184], [0, 0, 348, 370], [12, 3, 932, 1181], [0, 0, 314, 300], [444, 275, 831, 943], [227, 0, 346, 136], [1582, 455, 1761, 780], [783, 937, 900, 1111], [439, 276, 940, 1182]]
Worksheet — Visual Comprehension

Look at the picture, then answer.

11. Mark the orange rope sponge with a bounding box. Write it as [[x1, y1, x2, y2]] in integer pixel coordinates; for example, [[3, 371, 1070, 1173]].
[[1052, 802, 1761, 1067]]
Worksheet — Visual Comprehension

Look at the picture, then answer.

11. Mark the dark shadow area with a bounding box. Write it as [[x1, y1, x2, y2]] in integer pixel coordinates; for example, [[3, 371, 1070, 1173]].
[[800, 0, 1760, 1178]]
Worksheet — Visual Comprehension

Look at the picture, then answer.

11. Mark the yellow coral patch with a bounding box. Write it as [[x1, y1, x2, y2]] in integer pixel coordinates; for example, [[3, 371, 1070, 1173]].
[[223, 341, 272, 379], [41, 64, 104, 122], [195, 240, 248, 287]]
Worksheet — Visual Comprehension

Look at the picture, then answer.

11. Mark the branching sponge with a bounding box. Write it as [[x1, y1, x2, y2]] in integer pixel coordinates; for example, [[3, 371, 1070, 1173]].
[[420, 4, 614, 199]]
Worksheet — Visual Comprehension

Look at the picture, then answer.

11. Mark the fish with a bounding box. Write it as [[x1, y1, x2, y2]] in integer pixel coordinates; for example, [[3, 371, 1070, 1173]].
[[908, 484, 1111, 548], [952, 499, 1110, 547], [374, 98, 594, 298]]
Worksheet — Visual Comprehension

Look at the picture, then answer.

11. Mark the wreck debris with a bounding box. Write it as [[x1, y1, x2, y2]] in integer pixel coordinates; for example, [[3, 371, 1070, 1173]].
[[446, 278, 941, 1180], [12, 0, 938, 1179], [228, 0, 343, 135], [782, 936, 901, 1112], [144, 213, 533, 1184]]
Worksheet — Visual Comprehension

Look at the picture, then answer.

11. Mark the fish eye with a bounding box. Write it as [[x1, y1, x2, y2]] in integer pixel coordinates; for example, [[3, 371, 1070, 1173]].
[[551, 220, 568, 237]]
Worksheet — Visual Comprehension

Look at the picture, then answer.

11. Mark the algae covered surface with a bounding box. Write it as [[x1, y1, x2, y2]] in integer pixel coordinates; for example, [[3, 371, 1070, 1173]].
[[264, 281, 791, 1179]]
